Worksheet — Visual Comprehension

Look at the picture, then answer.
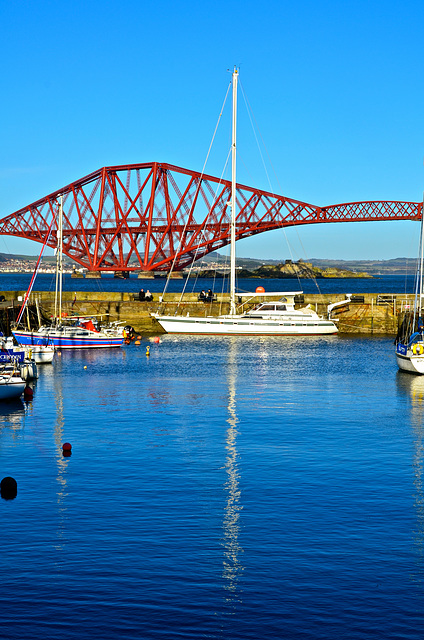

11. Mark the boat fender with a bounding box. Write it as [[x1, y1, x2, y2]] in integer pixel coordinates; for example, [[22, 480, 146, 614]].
[[413, 343, 424, 355]]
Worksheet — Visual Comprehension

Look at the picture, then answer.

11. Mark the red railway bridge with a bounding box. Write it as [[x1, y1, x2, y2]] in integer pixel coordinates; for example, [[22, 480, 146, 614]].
[[0, 162, 420, 273]]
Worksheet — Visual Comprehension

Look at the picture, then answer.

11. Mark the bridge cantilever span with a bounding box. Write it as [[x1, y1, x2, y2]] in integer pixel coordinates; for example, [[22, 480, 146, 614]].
[[0, 162, 420, 272]]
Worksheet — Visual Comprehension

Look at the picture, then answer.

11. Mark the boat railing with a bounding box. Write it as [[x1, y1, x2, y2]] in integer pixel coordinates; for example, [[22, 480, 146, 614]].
[[376, 294, 397, 306]]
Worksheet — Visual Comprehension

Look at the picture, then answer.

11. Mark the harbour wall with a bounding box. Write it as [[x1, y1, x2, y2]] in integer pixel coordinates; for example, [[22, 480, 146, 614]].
[[0, 290, 415, 335]]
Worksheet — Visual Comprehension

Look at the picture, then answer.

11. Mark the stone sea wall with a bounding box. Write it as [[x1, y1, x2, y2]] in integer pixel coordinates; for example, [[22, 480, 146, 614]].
[[0, 290, 413, 336]]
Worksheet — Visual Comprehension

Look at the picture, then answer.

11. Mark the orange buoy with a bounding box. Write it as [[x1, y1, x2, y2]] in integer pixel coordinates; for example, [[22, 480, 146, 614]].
[[153, 337, 160, 344], [135, 340, 141, 345], [255, 286, 265, 293]]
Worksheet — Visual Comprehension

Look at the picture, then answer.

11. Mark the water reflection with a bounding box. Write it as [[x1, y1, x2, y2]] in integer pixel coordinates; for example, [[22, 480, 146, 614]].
[[222, 338, 244, 604], [0, 399, 25, 433], [53, 366, 69, 553], [397, 372, 424, 580]]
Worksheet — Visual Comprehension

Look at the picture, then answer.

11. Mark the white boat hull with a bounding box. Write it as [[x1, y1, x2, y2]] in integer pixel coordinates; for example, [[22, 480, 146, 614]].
[[152, 314, 338, 336], [25, 346, 55, 364], [0, 377, 26, 400], [396, 351, 424, 374]]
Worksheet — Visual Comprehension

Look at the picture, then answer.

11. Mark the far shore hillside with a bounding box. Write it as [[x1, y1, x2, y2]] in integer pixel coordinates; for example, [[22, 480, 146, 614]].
[[0, 250, 417, 276]]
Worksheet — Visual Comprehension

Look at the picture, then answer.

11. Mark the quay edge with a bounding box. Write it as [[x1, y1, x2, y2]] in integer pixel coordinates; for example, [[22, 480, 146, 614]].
[[0, 291, 413, 336]]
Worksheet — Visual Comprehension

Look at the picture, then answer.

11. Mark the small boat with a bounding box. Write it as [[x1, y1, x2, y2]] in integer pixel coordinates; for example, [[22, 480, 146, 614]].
[[24, 344, 55, 364], [2, 336, 54, 365], [0, 366, 26, 400], [0, 337, 38, 380], [395, 199, 424, 373], [152, 68, 338, 337]]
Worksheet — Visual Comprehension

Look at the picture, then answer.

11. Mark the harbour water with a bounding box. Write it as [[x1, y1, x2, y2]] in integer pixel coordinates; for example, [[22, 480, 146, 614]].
[[1, 335, 424, 638], [0, 272, 419, 295]]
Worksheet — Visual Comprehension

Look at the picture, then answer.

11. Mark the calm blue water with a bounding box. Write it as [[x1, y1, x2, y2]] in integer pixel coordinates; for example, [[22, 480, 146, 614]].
[[1, 336, 424, 639], [0, 272, 418, 295]]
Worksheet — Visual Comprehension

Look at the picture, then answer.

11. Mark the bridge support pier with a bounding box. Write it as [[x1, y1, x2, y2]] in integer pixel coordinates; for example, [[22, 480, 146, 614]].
[[137, 271, 155, 279], [85, 271, 102, 279]]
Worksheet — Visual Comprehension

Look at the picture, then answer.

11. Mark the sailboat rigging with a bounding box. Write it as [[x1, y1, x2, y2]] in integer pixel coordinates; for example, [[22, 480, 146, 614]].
[[395, 195, 424, 373], [152, 68, 338, 336], [12, 196, 125, 349]]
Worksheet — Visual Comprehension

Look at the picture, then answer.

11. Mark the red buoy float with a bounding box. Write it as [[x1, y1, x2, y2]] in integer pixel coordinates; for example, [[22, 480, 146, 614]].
[[23, 386, 33, 400], [255, 286, 265, 293], [62, 443, 72, 451], [153, 336, 160, 344]]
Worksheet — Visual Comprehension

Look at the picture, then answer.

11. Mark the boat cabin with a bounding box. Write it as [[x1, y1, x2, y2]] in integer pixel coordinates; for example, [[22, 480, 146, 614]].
[[244, 297, 297, 317]]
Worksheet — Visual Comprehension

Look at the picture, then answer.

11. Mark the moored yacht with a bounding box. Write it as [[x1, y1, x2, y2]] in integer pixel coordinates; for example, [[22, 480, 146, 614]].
[[13, 320, 124, 350], [152, 68, 338, 338], [395, 196, 424, 374], [153, 292, 338, 335]]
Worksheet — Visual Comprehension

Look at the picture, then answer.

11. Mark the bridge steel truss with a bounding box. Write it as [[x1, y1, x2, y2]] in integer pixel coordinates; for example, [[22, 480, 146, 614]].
[[0, 162, 421, 272]]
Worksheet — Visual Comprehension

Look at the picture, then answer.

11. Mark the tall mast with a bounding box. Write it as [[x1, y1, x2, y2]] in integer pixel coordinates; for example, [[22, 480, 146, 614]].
[[420, 193, 424, 323], [230, 67, 238, 316], [54, 195, 63, 324]]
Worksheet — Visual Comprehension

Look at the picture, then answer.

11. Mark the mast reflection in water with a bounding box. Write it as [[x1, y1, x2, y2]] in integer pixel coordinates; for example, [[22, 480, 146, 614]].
[[397, 372, 424, 581], [222, 339, 243, 603]]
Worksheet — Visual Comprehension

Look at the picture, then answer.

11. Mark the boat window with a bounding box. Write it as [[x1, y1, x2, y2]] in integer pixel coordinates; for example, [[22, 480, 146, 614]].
[[260, 305, 275, 310]]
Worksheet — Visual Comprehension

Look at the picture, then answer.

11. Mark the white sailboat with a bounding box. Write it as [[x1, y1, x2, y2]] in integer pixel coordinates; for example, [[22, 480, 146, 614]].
[[395, 197, 424, 373], [152, 68, 338, 337], [0, 373, 26, 400]]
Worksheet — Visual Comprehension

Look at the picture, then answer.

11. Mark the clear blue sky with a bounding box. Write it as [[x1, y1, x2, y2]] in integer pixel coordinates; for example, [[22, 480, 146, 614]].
[[1, 0, 423, 261]]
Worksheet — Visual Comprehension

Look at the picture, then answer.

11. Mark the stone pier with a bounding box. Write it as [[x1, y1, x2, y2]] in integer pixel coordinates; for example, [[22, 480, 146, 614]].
[[0, 290, 410, 336]]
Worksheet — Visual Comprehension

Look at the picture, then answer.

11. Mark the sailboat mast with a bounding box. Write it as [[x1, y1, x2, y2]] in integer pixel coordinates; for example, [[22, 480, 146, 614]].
[[230, 67, 238, 316], [419, 194, 424, 322], [54, 195, 63, 324]]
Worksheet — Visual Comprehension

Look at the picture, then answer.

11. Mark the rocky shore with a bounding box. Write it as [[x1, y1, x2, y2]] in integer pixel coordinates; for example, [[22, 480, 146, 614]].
[[195, 260, 372, 279]]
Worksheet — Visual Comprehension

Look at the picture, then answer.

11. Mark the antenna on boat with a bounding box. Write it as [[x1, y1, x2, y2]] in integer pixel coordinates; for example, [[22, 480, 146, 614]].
[[229, 66, 238, 316]]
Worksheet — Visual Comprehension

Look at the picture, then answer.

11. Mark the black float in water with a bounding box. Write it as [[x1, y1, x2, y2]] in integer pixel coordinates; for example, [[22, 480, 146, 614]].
[[1, 476, 17, 500]]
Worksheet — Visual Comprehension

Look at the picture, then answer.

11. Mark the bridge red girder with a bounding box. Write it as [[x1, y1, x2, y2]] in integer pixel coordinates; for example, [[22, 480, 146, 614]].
[[0, 162, 421, 272]]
